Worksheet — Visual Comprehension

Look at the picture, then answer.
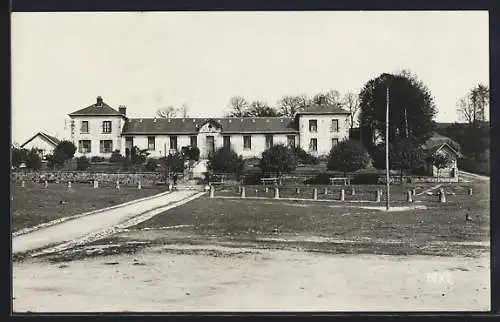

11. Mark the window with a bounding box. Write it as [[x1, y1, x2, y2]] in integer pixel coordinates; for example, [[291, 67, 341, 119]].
[[80, 121, 89, 133], [243, 135, 252, 150], [148, 136, 155, 150], [223, 136, 231, 149], [309, 120, 318, 132], [170, 136, 178, 150], [78, 140, 91, 153], [102, 121, 112, 133], [332, 138, 339, 149], [190, 136, 197, 148], [331, 119, 339, 132], [100, 140, 113, 153], [287, 135, 296, 147], [309, 138, 317, 152], [265, 135, 273, 149]]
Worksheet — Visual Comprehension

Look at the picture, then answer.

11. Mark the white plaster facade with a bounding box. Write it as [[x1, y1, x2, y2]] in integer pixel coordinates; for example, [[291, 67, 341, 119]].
[[297, 113, 350, 156], [70, 115, 127, 157], [20, 134, 58, 158]]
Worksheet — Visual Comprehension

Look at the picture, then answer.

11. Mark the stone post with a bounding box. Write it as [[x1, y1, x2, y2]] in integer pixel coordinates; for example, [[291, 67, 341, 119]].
[[324, 187, 328, 195], [351, 187, 355, 196], [21, 180, 25, 188], [274, 187, 280, 199], [68, 181, 72, 189], [93, 180, 98, 189], [168, 183, 173, 191], [313, 188, 318, 200], [468, 188, 473, 196], [407, 190, 413, 203], [44, 180, 48, 188], [240, 186, 246, 198], [439, 188, 446, 203], [265, 187, 269, 193], [116, 180, 120, 189], [340, 189, 345, 201], [210, 185, 215, 198], [412, 188, 416, 196], [376, 189, 381, 203], [138, 181, 142, 190], [296, 187, 300, 194]]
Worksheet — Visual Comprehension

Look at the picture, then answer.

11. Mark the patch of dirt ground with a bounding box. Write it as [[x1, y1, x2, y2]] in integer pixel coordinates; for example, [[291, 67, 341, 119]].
[[12, 244, 490, 312]]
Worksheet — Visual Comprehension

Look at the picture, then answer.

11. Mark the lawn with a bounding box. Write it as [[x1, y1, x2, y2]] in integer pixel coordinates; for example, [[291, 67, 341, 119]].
[[122, 181, 489, 257], [10, 181, 169, 232]]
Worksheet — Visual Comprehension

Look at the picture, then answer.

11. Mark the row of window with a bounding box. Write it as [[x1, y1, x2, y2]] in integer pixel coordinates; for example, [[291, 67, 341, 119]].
[[80, 121, 112, 134], [78, 136, 339, 154], [78, 140, 113, 153], [308, 119, 339, 133]]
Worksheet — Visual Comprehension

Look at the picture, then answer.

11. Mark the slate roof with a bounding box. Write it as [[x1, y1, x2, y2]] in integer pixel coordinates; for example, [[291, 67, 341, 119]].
[[296, 104, 351, 115], [21, 132, 61, 148], [68, 97, 125, 117], [121, 117, 299, 135]]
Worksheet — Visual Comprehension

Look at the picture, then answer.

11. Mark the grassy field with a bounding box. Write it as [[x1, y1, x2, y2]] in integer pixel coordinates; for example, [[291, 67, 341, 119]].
[[102, 180, 490, 257], [10, 181, 168, 232]]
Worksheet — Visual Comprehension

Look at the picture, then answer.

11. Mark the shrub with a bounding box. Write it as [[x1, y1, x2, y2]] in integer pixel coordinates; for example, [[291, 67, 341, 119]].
[[181, 146, 200, 162], [351, 172, 381, 185], [163, 152, 185, 175], [260, 144, 297, 176], [54, 141, 77, 162], [90, 156, 106, 163], [130, 146, 149, 165], [303, 173, 331, 185], [25, 148, 42, 170], [207, 147, 244, 178], [76, 156, 90, 170], [145, 158, 158, 172], [327, 139, 371, 175], [109, 150, 125, 163], [291, 146, 319, 165], [11, 146, 28, 168]]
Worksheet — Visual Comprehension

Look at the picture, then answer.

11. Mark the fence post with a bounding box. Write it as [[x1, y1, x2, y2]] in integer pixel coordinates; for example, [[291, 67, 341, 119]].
[[116, 180, 120, 189], [296, 187, 300, 194], [210, 185, 215, 198], [138, 181, 142, 190], [407, 190, 413, 203], [168, 183, 173, 191], [324, 187, 328, 195], [439, 188, 446, 203], [93, 180, 98, 188], [274, 187, 280, 199], [351, 187, 355, 196], [376, 189, 381, 203], [468, 188, 473, 196], [44, 180, 48, 188], [412, 188, 416, 197], [68, 181, 72, 189], [240, 186, 246, 198], [265, 187, 269, 193], [313, 188, 318, 200], [21, 180, 25, 188], [340, 189, 345, 201]]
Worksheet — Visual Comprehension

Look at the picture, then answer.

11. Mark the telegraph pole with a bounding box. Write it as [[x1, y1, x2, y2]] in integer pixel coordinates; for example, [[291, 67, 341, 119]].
[[385, 85, 390, 211]]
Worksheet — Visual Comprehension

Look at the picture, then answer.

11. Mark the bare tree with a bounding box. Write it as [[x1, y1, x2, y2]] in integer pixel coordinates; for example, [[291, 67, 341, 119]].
[[342, 91, 360, 130], [245, 101, 281, 117], [312, 90, 341, 106], [178, 103, 189, 118], [456, 84, 489, 124], [156, 106, 177, 119], [227, 96, 249, 117], [277, 95, 309, 117]]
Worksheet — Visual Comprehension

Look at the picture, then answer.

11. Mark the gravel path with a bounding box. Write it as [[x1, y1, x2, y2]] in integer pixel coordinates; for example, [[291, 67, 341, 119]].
[[13, 190, 203, 255]]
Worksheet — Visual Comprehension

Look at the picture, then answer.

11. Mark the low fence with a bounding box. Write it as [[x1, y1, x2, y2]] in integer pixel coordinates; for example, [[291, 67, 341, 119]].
[[11, 171, 167, 186]]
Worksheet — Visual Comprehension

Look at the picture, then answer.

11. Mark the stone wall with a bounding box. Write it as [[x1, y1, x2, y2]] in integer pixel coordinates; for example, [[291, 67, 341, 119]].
[[11, 171, 167, 186]]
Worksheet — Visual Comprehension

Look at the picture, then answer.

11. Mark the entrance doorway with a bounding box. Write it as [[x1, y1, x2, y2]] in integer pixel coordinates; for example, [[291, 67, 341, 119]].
[[206, 136, 215, 155]]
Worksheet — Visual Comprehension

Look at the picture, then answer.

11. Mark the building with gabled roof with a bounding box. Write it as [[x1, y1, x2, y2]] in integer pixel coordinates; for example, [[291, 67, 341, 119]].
[[20, 132, 61, 159], [68, 96, 351, 159]]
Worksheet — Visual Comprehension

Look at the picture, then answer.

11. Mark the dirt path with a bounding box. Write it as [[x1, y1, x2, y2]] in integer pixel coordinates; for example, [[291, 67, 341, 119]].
[[458, 171, 489, 182], [12, 245, 490, 312], [13, 190, 203, 255]]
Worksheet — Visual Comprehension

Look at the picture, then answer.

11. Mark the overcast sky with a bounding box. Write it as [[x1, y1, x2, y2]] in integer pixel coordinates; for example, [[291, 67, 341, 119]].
[[11, 11, 489, 144]]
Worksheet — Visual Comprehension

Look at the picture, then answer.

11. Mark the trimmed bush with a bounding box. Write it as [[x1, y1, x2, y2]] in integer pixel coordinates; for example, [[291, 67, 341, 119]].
[[76, 156, 90, 170], [90, 156, 106, 163]]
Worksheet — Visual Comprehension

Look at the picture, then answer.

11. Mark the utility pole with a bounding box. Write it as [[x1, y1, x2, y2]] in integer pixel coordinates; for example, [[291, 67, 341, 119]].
[[385, 85, 390, 211], [404, 107, 409, 138]]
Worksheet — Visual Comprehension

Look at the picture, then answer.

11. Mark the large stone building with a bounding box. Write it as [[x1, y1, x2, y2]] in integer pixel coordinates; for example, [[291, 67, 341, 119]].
[[68, 96, 351, 159]]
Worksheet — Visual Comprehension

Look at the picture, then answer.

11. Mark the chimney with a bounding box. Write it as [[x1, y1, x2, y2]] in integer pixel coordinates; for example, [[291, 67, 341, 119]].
[[96, 96, 103, 107], [118, 105, 126, 116]]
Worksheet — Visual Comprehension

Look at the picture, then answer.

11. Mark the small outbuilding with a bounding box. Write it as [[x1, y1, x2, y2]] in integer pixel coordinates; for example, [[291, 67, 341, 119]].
[[20, 132, 61, 159]]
